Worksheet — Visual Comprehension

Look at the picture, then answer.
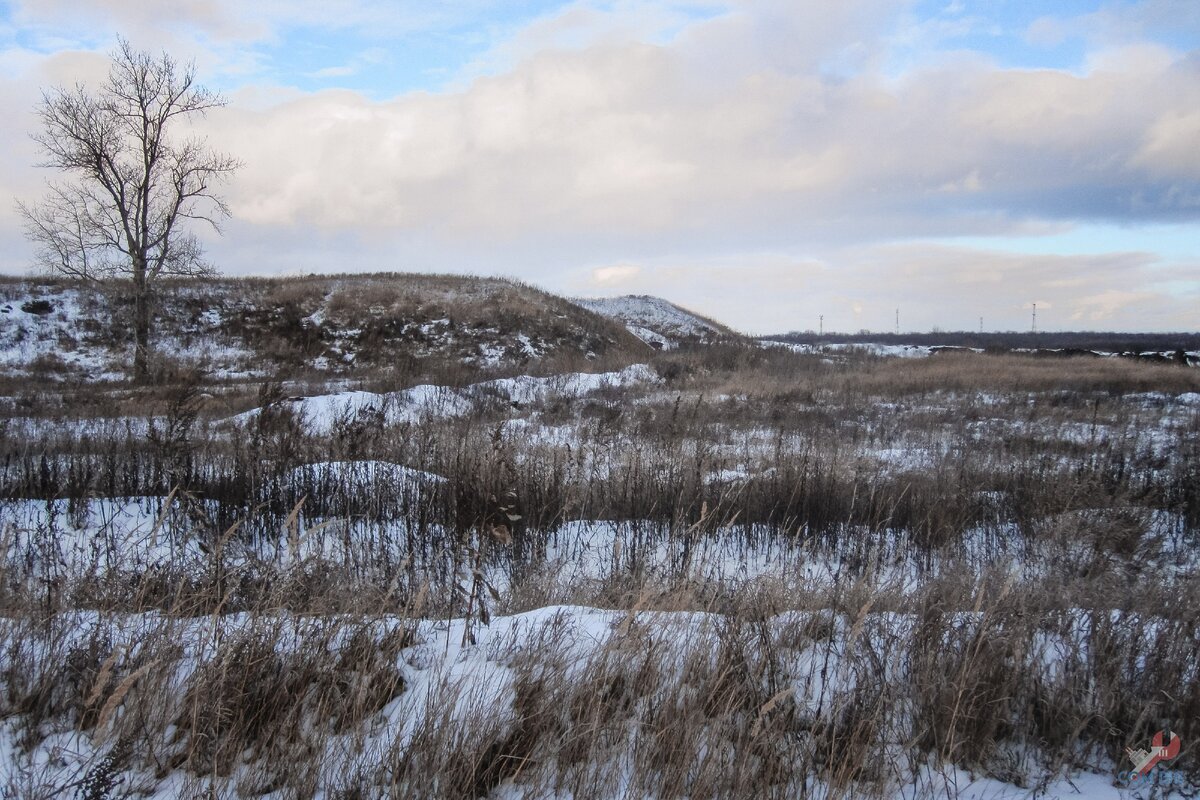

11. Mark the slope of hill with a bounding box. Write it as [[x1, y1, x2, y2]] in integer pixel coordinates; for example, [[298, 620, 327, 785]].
[[570, 295, 740, 349], [0, 274, 650, 384]]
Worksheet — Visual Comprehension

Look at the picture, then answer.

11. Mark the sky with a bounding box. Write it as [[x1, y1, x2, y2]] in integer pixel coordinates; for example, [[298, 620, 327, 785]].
[[1, 0, 1198, 334]]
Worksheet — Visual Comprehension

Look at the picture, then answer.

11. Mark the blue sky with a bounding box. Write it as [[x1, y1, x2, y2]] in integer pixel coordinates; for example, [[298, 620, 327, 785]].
[[1, 0, 1198, 333]]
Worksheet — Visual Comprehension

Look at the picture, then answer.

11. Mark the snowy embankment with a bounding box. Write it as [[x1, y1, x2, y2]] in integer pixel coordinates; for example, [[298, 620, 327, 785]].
[[230, 363, 660, 434]]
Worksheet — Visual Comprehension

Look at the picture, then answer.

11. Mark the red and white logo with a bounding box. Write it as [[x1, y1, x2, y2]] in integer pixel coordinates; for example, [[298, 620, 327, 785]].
[[1126, 729, 1182, 778]]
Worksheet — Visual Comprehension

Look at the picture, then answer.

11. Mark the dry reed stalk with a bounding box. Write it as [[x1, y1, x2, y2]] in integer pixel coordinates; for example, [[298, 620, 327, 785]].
[[96, 659, 160, 732]]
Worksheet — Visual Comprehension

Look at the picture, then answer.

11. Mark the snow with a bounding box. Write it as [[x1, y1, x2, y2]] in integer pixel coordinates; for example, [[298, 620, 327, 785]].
[[766, 341, 943, 359], [0, 286, 276, 381], [4, 317, 1197, 797], [0, 288, 127, 381], [284, 460, 446, 488], [0, 603, 1174, 799], [573, 295, 725, 348], [898, 764, 1132, 799], [230, 364, 661, 435], [515, 333, 538, 358], [0, 418, 1194, 796], [0, 279, 632, 384], [0, 497, 211, 581], [481, 363, 658, 405]]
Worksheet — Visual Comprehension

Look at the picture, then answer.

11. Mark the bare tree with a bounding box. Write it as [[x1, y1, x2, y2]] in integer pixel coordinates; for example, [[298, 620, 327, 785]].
[[17, 38, 238, 380]]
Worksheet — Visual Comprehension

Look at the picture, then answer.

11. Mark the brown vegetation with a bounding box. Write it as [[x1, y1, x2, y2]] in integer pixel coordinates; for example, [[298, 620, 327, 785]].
[[0, 342, 1197, 797]]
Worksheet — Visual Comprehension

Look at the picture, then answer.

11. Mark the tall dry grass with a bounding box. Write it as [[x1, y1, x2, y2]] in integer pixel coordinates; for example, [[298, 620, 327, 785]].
[[0, 345, 1197, 796]]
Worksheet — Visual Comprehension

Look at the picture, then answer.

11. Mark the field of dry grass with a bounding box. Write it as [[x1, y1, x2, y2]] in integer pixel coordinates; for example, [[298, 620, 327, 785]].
[[1, 344, 1197, 797]]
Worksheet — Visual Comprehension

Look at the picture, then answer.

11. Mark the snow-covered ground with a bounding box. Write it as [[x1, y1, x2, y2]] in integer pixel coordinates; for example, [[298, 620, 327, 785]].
[[0, 601, 1183, 798], [4, 488, 1193, 626], [4, 349, 1198, 797], [0, 290, 129, 381]]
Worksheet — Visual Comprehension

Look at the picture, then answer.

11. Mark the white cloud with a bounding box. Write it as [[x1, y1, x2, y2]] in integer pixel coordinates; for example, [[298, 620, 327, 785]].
[[307, 65, 357, 78], [591, 264, 642, 285], [13, 1, 1200, 245], [1070, 289, 1155, 321], [3, 0, 1199, 334], [177, 14, 1200, 247]]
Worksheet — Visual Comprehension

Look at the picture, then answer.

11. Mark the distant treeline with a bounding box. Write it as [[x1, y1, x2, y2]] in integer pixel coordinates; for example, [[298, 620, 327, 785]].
[[766, 330, 1200, 353]]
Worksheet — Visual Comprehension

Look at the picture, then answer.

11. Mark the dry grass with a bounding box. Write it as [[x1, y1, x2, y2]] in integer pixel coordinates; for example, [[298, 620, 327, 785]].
[[0, 342, 1197, 796], [660, 345, 1200, 400]]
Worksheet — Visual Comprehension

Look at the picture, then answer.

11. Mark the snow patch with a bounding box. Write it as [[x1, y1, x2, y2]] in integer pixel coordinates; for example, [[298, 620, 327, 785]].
[[230, 364, 661, 435], [574, 295, 726, 348]]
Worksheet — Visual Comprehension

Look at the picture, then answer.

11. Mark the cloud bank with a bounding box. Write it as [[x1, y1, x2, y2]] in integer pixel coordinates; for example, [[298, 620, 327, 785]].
[[2, 0, 1198, 332]]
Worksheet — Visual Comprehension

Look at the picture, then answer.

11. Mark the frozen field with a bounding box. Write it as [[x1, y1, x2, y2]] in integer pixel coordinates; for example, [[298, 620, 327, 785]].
[[2, 344, 1198, 797]]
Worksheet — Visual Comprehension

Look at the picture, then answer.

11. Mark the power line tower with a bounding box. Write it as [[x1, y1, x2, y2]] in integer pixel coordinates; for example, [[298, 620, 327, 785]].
[[895, 308, 899, 335], [819, 315, 824, 336], [1032, 303, 1037, 334]]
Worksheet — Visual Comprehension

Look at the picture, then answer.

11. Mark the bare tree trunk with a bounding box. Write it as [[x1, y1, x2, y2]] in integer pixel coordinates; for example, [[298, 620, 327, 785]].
[[133, 265, 151, 382]]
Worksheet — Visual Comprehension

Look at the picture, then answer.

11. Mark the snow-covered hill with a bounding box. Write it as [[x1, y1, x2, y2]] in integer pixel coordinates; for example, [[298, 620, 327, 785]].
[[571, 295, 739, 349], [0, 274, 649, 383]]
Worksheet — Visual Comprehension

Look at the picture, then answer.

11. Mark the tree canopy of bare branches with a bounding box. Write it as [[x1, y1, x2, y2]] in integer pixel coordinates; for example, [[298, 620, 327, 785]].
[[17, 38, 239, 380]]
